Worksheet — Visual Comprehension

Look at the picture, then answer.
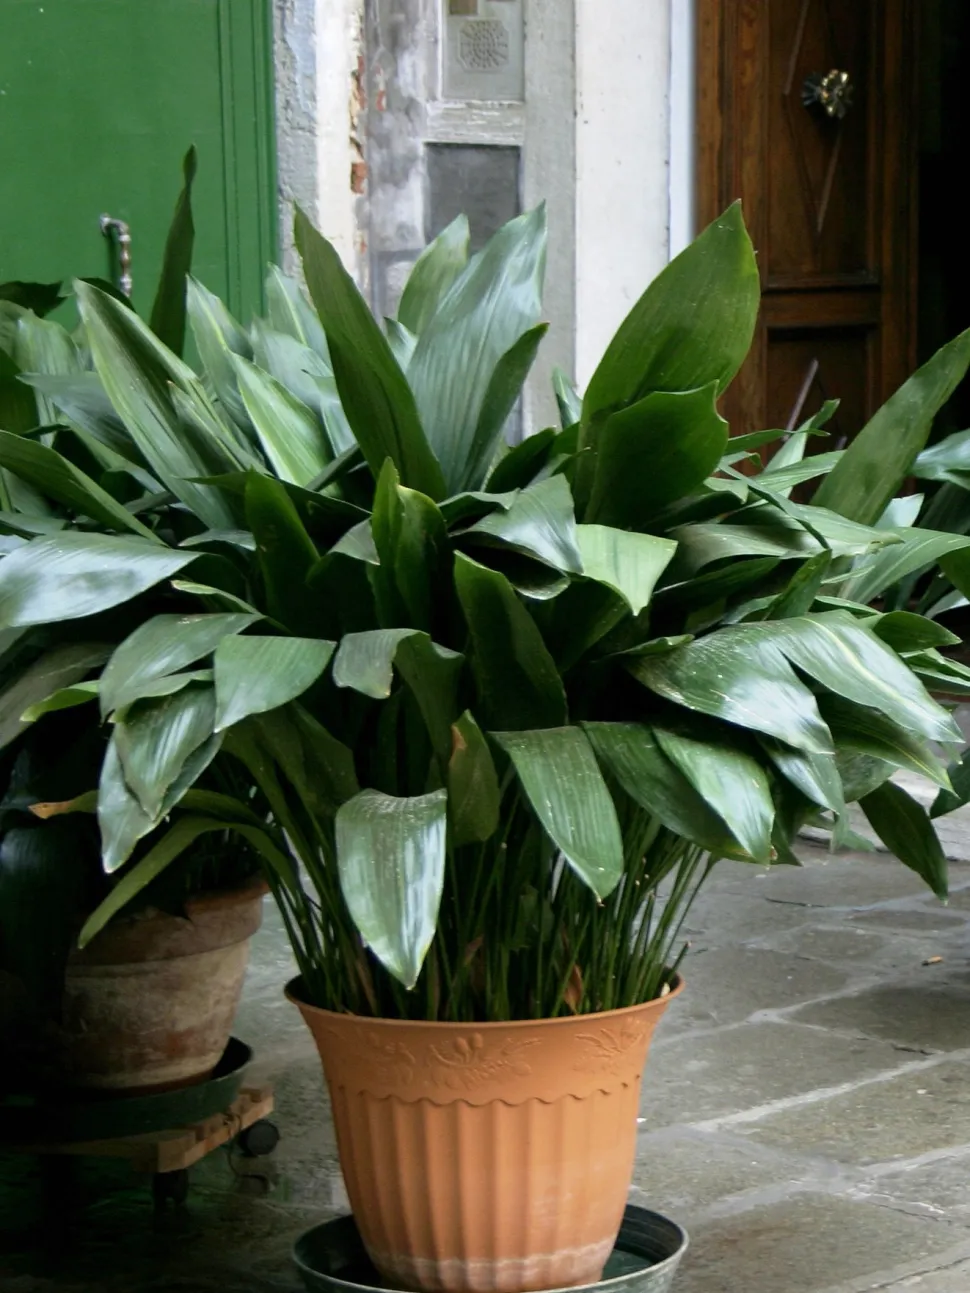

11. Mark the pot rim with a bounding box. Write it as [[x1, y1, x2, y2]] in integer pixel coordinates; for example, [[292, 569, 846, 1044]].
[[285, 972, 684, 1031], [182, 875, 268, 916]]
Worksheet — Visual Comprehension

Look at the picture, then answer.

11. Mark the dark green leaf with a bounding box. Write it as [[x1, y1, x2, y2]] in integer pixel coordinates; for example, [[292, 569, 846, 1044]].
[[629, 629, 833, 752], [462, 475, 582, 574], [552, 368, 582, 431], [840, 529, 970, 605], [100, 613, 258, 716], [232, 354, 332, 485], [576, 524, 676, 616], [583, 720, 743, 858], [245, 473, 324, 636], [494, 727, 623, 899], [818, 693, 952, 789], [448, 711, 500, 845], [0, 532, 194, 629], [0, 643, 109, 750], [187, 277, 252, 428], [398, 215, 470, 335], [295, 209, 445, 499], [586, 384, 728, 528], [860, 781, 948, 900], [250, 704, 359, 820], [115, 686, 216, 817], [913, 427, 970, 484], [336, 788, 448, 988], [370, 461, 450, 632], [814, 328, 970, 524], [583, 202, 759, 418], [871, 612, 959, 655], [149, 146, 197, 357], [214, 635, 336, 731], [654, 722, 775, 862], [486, 429, 557, 494], [758, 737, 844, 814], [407, 207, 546, 495], [454, 553, 567, 731], [764, 550, 832, 620]]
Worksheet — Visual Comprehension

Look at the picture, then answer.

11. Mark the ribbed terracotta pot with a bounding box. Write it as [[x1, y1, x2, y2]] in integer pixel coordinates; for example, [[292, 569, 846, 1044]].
[[289, 976, 682, 1293], [56, 879, 266, 1093]]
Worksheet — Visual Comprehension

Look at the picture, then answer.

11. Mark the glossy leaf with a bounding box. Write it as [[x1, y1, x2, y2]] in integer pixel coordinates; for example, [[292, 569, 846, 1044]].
[[583, 202, 759, 418], [265, 264, 329, 357], [583, 721, 743, 857], [245, 473, 324, 637], [249, 704, 359, 820], [463, 324, 548, 491], [398, 215, 470, 336], [19, 372, 141, 466], [764, 550, 831, 620], [913, 428, 970, 485], [761, 612, 959, 744], [931, 748, 970, 819], [576, 525, 676, 616], [100, 613, 257, 716], [187, 277, 252, 428], [295, 209, 445, 499], [0, 430, 157, 540], [629, 630, 833, 753], [76, 281, 236, 529], [486, 429, 556, 494], [758, 737, 844, 814], [815, 328, 970, 524], [370, 461, 450, 632], [454, 553, 567, 731], [448, 711, 500, 845], [19, 680, 100, 724], [214, 635, 335, 732], [232, 354, 332, 485], [840, 529, 970, 605], [755, 450, 843, 494], [871, 612, 959, 655], [0, 643, 109, 750], [494, 727, 623, 899], [586, 385, 728, 528], [860, 781, 948, 900], [462, 475, 582, 574], [407, 207, 546, 494], [149, 146, 197, 357], [673, 506, 894, 572], [553, 368, 582, 430], [0, 532, 194, 629], [818, 693, 952, 789], [336, 788, 448, 988], [115, 685, 216, 817], [654, 723, 775, 863]]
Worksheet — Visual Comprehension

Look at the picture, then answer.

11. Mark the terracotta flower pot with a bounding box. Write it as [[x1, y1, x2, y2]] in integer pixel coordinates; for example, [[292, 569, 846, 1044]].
[[290, 977, 682, 1293], [55, 879, 266, 1093]]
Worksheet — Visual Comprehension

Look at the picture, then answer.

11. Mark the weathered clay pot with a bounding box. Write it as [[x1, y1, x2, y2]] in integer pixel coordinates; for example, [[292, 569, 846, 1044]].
[[290, 976, 682, 1293], [56, 880, 266, 1093]]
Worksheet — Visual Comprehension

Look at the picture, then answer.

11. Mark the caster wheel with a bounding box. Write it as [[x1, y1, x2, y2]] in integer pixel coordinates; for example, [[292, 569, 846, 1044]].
[[152, 1167, 190, 1207], [237, 1118, 280, 1158]]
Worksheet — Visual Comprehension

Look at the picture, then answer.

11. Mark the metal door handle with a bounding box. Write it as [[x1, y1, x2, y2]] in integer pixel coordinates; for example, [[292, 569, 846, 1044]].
[[99, 214, 133, 297], [801, 69, 854, 120]]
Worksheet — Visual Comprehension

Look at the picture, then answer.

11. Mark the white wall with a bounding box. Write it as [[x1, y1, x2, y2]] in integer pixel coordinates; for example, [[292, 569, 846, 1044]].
[[574, 0, 696, 387], [316, 0, 363, 271]]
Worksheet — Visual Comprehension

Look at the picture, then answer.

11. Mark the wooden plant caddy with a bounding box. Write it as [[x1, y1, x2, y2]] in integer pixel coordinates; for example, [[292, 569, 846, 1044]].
[[12, 1084, 278, 1207]]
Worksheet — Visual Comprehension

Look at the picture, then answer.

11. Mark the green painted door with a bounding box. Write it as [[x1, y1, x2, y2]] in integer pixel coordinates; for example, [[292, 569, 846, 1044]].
[[0, 0, 276, 323]]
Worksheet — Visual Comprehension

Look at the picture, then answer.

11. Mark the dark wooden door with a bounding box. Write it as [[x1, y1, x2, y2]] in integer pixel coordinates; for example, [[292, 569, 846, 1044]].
[[697, 0, 919, 444]]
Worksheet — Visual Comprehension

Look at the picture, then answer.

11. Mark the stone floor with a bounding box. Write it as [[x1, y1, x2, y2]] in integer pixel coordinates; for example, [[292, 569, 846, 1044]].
[[5, 838, 970, 1292]]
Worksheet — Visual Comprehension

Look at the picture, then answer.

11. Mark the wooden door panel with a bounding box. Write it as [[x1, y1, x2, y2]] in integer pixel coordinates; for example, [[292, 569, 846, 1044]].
[[698, 0, 918, 442], [766, 0, 875, 282]]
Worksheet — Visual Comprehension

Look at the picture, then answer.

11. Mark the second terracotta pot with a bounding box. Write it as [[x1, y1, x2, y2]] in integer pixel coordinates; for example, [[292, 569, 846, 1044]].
[[290, 978, 681, 1293]]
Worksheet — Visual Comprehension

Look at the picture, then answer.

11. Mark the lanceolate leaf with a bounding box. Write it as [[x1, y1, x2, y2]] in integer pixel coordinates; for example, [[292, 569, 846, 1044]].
[[814, 328, 970, 524], [764, 551, 832, 620], [448, 711, 500, 845], [871, 612, 959, 655], [114, 686, 217, 817], [245, 473, 324, 637], [462, 476, 583, 574], [629, 630, 833, 753], [265, 264, 329, 357], [0, 430, 157, 539], [758, 737, 845, 814], [213, 636, 336, 731], [335, 788, 448, 988], [398, 215, 470, 336], [76, 281, 236, 529], [407, 206, 547, 495], [187, 277, 252, 428], [586, 385, 728, 527], [250, 705, 359, 820], [463, 324, 548, 491], [0, 533, 194, 629], [654, 722, 775, 863], [553, 368, 582, 430], [818, 693, 952, 789], [759, 612, 959, 744], [0, 643, 109, 750], [149, 145, 197, 357], [454, 553, 567, 731], [860, 781, 948, 900], [232, 354, 333, 486], [840, 530, 970, 605], [583, 202, 759, 418], [100, 613, 258, 716], [583, 721, 743, 858], [494, 727, 624, 899], [371, 461, 450, 632], [576, 525, 676, 616], [295, 209, 445, 500]]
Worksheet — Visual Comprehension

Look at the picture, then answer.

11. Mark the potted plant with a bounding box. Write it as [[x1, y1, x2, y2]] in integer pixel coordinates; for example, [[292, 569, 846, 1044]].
[[0, 702, 265, 1095], [2, 193, 969, 1290]]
